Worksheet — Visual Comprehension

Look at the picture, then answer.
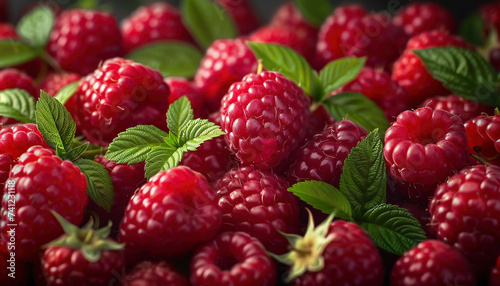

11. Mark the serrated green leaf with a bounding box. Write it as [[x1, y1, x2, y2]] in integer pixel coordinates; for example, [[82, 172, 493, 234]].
[[247, 42, 322, 99], [53, 81, 79, 105], [358, 204, 427, 255], [16, 6, 54, 48], [145, 146, 176, 179], [179, 118, 225, 147], [322, 92, 389, 136], [35, 91, 76, 156], [162, 145, 188, 171], [339, 130, 386, 215], [319, 57, 366, 100], [414, 47, 500, 107], [288, 181, 353, 220], [167, 96, 194, 140], [66, 142, 90, 162], [181, 0, 238, 49], [0, 40, 40, 68], [459, 13, 485, 47], [292, 0, 333, 27], [105, 125, 169, 165], [73, 159, 114, 212], [0, 89, 36, 123], [126, 41, 203, 78]]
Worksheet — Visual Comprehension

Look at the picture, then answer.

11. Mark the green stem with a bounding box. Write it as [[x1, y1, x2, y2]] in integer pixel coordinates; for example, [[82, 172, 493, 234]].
[[81, 148, 106, 158], [471, 153, 491, 166], [39, 51, 64, 73]]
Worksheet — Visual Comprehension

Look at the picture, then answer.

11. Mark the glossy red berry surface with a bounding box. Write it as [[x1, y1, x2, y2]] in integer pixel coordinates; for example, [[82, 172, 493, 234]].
[[0, 68, 38, 99], [0, 123, 48, 159], [392, 2, 456, 37], [215, 0, 260, 35], [491, 256, 500, 286], [122, 261, 189, 286], [165, 77, 207, 119], [465, 114, 500, 166], [421, 94, 494, 123]]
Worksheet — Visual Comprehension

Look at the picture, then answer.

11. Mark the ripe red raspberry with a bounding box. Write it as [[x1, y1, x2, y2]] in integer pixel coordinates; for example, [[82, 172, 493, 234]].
[[0, 242, 28, 286], [39, 72, 81, 124], [165, 77, 207, 119], [190, 231, 276, 286], [392, 30, 472, 107], [121, 3, 194, 53], [47, 9, 123, 75], [119, 166, 222, 261], [334, 67, 409, 120], [429, 165, 500, 277], [194, 38, 257, 113], [480, 1, 500, 36], [491, 256, 500, 286], [74, 57, 170, 146], [287, 120, 367, 188], [220, 70, 309, 170], [0, 23, 17, 38], [0, 123, 48, 159], [0, 146, 88, 261], [392, 2, 456, 37], [122, 261, 189, 286], [421, 94, 494, 123], [465, 114, 500, 166], [215, 0, 260, 35], [270, 2, 319, 44], [0, 69, 38, 98], [384, 107, 467, 202], [213, 166, 299, 254], [390, 240, 475, 286], [315, 5, 407, 71], [0, 154, 12, 189]]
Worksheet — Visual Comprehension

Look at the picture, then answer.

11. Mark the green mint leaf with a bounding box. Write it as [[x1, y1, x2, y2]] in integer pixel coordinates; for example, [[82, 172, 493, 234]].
[[414, 46, 500, 107], [340, 130, 386, 215], [145, 146, 176, 179], [322, 92, 390, 137], [288, 180, 353, 221], [179, 118, 225, 147], [181, 0, 238, 49], [66, 142, 90, 162], [358, 204, 427, 256], [126, 41, 203, 78], [292, 0, 333, 27], [247, 42, 323, 100], [16, 6, 54, 48], [0, 89, 36, 123], [35, 91, 76, 156], [167, 96, 194, 140], [0, 40, 40, 68], [459, 13, 485, 46], [105, 125, 169, 165], [319, 57, 366, 101], [74, 159, 114, 213], [53, 81, 79, 105]]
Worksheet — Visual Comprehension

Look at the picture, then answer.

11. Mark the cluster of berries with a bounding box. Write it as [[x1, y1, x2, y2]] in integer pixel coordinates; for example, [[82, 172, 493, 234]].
[[0, 0, 499, 286]]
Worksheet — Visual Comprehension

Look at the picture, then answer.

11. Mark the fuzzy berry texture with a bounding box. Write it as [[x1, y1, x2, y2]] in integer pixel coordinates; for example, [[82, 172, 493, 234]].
[[465, 114, 500, 166], [0, 146, 88, 261], [291, 220, 384, 286], [47, 9, 123, 75], [215, 0, 260, 35], [119, 166, 222, 261], [390, 240, 475, 286], [429, 164, 500, 277], [334, 67, 409, 121], [190, 231, 276, 286], [74, 57, 170, 146], [392, 2, 456, 37], [213, 166, 299, 254], [384, 107, 468, 202], [165, 77, 207, 119], [194, 38, 257, 113], [122, 261, 189, 286], [491, 256, 500, 286], [42, 245, 125, 286], [421, 94, 494, 123], [121, 2, 194, 53], [392, 30, 472, 107], [220, 71, 309, 170]]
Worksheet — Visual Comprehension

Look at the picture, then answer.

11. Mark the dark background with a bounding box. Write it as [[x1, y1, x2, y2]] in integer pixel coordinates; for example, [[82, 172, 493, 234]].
[[4, 0, 495, 25]]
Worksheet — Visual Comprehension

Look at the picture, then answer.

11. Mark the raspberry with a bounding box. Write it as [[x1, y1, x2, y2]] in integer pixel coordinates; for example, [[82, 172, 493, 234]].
[[384, 107, 468, 202], [0, 123, 48, 159], [0, 242, 28, 286], [121, 2, 194, 53], [480, 1, 500, 36], [392, 30, 472, 107], [287, 120, 367, 188], [119, 166, 222, 261], [74, 57, 170, 146], [0, 69, 38, 98], [0, 146, 88, 261], [47, 9, 123, 75], [122, 261, 189, 286], [491, 256, 500, 286], [190, 231, 277, 286], [0, 23, 17, 38], [39, 72, 81, 126], [334, 67, 409, 120], [165, 77, 207, 119], [270, 2, 319, 44], [213, 166, 299, 254], [392, 2, 456, 37], [194, 38, 257, 113], [315, 5, 407, 71], [390, 240, 475, 286], [220, 70, 310, 170], [464, 114, 500, 166], [421, 94, 494, 123], [215, 0, 260, 35], [429, 165, 500, 277]]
